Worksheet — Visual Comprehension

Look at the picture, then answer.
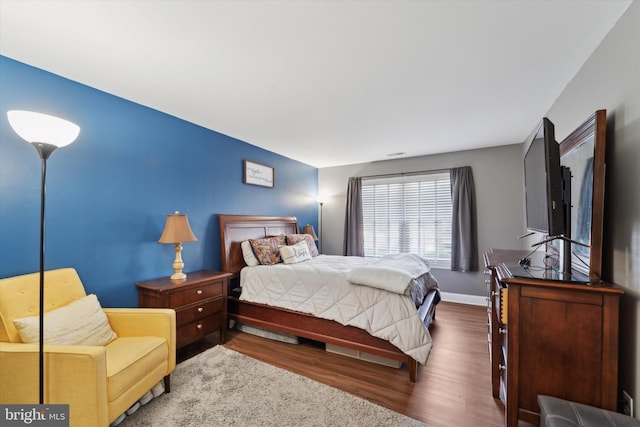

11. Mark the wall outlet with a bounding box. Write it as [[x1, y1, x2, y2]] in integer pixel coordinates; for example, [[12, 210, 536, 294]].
[[622, 390, 633, 417]]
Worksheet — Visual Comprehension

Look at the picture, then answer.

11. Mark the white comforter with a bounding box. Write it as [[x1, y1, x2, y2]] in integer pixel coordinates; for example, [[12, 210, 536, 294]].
[[239, 255, 439, 364], [346, 253, 433, 294]]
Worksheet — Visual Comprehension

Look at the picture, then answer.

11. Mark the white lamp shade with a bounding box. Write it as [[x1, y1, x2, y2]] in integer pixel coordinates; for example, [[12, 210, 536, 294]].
[[7, 110, 80, 147]]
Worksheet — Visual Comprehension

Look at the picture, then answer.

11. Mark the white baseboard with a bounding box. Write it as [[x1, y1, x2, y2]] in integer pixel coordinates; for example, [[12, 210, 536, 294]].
[[439, 292, 486, 306]]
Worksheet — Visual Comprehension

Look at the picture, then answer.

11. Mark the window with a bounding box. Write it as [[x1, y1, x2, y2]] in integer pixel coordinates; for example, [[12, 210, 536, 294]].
[[361, 172, 452, 268]]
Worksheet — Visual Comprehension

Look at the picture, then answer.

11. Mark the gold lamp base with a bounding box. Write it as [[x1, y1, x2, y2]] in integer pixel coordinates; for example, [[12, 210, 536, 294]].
[[170, 242, 187, 282], [170, 272, 187, 282]]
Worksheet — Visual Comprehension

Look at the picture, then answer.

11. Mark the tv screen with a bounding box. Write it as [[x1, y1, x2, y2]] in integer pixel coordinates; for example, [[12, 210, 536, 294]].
[[524, 118, 565, 236]]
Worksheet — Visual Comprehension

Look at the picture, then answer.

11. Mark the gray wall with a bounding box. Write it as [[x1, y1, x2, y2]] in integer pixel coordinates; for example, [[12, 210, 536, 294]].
[[318, 143, 524, 297], [543, 1, 639, 417]]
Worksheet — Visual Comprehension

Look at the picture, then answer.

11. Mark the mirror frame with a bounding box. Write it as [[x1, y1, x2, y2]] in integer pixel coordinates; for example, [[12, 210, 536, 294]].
[[559, 109, 606, 281]]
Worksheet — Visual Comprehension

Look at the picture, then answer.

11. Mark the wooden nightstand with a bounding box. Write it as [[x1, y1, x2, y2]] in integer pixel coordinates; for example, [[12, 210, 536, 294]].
[[135, 270, 231, 349]]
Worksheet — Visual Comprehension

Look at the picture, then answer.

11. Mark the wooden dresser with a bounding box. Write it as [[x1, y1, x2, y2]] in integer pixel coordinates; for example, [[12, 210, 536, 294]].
[[484, 249, 623, 427], [135, 270, 231, 349]]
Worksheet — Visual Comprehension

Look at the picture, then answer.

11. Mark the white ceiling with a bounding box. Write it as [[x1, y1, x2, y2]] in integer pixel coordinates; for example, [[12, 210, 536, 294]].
[[0, 0, 632, 168]]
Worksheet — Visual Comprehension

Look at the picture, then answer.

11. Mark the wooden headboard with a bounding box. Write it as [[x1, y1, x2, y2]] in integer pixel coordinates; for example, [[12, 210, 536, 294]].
[[217, 214, 299, 278]]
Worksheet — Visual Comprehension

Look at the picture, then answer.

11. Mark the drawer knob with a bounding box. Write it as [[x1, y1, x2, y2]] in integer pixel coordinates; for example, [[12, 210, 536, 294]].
[[197, 307, 204, 312], [196, 324, 203, 329], [196, 289, 203, 295], [491, 291, 498, 297], [498, 364, 507, 372], [498, 327, 507, 334]]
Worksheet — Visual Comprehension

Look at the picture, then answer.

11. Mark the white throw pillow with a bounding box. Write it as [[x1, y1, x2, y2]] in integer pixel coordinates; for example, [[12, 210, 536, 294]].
[[279, 241, 312, 264], [241, 240, 260, 267], [285, 234, 319, 257], [13, 294, 118, 346]]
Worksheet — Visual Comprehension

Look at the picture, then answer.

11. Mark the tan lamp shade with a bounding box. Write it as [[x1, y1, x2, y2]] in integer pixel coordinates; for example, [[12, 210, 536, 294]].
[[302, 224, 319, 241], [158, 212, 197, 244], [158, 212, 197, 281]]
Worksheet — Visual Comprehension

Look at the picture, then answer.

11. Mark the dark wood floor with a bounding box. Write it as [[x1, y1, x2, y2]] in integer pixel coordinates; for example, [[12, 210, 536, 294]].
[[178, 301, 535, 427]]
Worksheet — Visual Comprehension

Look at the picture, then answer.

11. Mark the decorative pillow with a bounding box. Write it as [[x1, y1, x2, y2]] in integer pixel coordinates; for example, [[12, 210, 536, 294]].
[[241, 240, 260, 267], [13, 294, 118, 346], [249, 235, 286, 265], [280, 241, 312, 264], [286, 234, 319, 257]]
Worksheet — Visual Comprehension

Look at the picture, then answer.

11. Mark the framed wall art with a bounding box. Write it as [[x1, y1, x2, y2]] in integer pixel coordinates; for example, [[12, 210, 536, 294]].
[[243, 160, 274, 188]]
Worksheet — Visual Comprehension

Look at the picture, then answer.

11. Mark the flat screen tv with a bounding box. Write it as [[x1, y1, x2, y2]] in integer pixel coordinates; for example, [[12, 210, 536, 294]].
[[523, 118, 565, 237]]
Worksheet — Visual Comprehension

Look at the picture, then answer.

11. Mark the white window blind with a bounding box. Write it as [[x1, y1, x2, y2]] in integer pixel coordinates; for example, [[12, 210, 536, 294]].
[[362, 171, 452, 268]]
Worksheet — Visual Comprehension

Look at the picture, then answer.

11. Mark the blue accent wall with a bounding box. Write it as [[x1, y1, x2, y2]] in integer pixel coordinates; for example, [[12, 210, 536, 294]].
[[0, 56, 318, 307]]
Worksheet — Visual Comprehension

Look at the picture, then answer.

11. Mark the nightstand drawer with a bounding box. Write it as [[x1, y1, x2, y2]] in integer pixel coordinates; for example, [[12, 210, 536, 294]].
[[169, 281, 223, 306], [176, 298, 224, 326], [177, 315, 223, 348]]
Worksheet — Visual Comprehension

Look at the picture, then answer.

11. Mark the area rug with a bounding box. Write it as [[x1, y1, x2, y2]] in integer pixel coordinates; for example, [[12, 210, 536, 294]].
[[120, 345, 424, 427]]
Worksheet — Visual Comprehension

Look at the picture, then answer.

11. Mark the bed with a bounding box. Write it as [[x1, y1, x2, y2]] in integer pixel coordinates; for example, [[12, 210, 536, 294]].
[[218, 214, 440, 382]]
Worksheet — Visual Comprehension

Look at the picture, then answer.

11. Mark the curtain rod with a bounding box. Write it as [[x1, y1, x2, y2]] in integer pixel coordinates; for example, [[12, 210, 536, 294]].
[[357, 167, 452, 180]]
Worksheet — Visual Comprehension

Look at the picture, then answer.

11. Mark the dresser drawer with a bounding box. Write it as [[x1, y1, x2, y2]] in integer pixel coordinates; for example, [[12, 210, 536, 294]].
[[498, 332, 508, 401], [175, 298, 224, 326], [169, 281, 223, 306], [177, 315, 223, 348]]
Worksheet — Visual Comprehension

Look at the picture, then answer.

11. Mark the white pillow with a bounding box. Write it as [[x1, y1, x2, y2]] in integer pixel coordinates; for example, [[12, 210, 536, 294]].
[[241, 240, 260, 267], [13, 294, 118, 346], [279, 241, 312, 265]]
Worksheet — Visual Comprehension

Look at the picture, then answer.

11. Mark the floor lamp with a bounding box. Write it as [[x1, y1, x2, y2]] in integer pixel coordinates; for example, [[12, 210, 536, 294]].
[[7, 110, 80, 404]]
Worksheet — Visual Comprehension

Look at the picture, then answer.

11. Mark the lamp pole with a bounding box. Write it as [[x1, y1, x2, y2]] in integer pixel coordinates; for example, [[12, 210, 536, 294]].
[[319, 202, 324, 254], [33, 142, 58, 405], [35, 143, 58, 404]]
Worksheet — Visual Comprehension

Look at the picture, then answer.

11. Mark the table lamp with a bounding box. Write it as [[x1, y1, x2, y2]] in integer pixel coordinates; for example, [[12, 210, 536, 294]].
[[158, 211, 198, 281]]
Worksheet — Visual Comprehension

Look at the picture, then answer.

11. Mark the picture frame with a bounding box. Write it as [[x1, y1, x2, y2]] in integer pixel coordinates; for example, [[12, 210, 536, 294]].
[[243, 160, 275, 188]]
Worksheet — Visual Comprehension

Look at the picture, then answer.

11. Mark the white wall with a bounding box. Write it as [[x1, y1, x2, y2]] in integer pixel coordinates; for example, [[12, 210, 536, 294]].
[[543, 1, 639, 417], [318, 143, 524, 297]]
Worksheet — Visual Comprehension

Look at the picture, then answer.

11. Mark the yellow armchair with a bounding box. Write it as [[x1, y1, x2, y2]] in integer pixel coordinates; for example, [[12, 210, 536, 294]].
[[0, 268, 176, 427]]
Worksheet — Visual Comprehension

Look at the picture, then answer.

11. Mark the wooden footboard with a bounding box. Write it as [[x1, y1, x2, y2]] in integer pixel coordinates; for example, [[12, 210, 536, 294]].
[[227, 288, 439, 382], [217, 214, 438, 382], [228, 297, 420, 381]]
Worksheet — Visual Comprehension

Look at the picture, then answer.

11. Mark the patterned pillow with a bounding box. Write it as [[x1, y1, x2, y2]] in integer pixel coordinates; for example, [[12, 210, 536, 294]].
[[13, 294, 118, 346], [249, 235, 286, 265], [241, 240, 260, 267], [280, 241, 312, 264], [286, 234, 319, 257]]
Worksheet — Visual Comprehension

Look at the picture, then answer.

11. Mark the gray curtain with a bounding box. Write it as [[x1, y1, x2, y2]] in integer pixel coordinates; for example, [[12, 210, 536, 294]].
[[450, 166, 478, 272], [343, 177, 364, 256]]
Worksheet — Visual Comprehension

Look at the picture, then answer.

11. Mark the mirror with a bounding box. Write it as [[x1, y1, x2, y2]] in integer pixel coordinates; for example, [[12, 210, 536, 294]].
[[559, 110, 607, 281]]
